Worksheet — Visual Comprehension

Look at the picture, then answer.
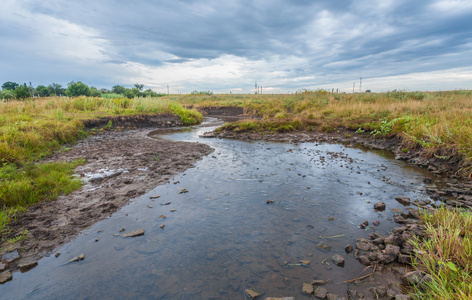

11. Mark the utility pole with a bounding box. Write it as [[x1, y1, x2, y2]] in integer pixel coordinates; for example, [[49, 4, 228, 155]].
[[255, 81, 258, 94], [359, 77, 362, 93]]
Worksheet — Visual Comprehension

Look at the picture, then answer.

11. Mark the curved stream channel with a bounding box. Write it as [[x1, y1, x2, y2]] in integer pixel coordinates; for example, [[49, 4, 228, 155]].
[[1, 118, 434, 299]]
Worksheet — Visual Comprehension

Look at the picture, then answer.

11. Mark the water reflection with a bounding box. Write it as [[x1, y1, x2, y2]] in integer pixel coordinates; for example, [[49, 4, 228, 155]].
[[1, 118, 432, 299]]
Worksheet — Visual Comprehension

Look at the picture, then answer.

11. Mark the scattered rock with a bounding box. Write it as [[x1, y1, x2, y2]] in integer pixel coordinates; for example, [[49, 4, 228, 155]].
[[331, 254, 345, 267], [303, 283, 314, 294], [359, 220, 369, 229], [119, 228, 126, 232], [0, 270, 12, 284], [359, 255, 370, 265], [178, 188, 188, 194], [122, 228, 145, 237], [314, 286, 328, 299], [370, 286, 387, 298], [0, 262, 5, 272], [373, 220, 380, 226], [149, 195, 160, 199], [170, 209, 176, 212], [69, 256, 80, 263], [395, 196, 411, 206], [402, 270, 424, 286], [147, 205, 153, 208], [344, 244, 353, 254], [79, 254, 85, 260], [374, 202, 386, 211], [160, 224, 165, 229], [328, 216, 334, 221], [159, 215, 166, 219], [95, 238, 99, 242], [266, 200, 274, 204], [18, 260, 38, 272], [356, 240, 372, 251], [245, 289, 260, 299], [2, 250, 19, 263], [311, 280, 327, 285], [317, 243, 332, 251], [299, 260, 311, 265], [327, 293, 346, 300], [55, 252, 61, 258]]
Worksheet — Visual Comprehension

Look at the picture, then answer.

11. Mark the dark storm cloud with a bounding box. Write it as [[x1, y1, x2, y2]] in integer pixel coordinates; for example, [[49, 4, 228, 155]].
[[1, 0, 472, 91]]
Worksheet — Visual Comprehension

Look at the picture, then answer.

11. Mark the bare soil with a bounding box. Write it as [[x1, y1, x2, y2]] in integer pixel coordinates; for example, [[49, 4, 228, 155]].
[[1, 115, 213, 272]]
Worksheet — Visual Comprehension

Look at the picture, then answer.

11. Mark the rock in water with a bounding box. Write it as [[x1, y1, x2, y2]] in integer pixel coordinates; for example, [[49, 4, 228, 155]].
[[123, 228, 145, 237], [0, 271, 12, 284], [314, 287, 328, 299], [245, 289, 260, 299], [303, 283, 314, 294], [374, 202, 386, 211], [395, 196, 411, 206], [18, 260, 38, 272], [332, 254, 345, 267]]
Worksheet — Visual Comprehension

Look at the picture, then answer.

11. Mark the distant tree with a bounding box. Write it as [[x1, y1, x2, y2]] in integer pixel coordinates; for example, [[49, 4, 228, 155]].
[[0, 90, 16, 100], [134, 83, 144, 91], [47, 83, 65, 96], [66, 81, 91, 97], [2, 81, 19, 90], [124, 89, 135, 99], [35, 85, 49, 97], [112, 85, 126, 95], [15, 84, 32, 99], [144, 89, 160, 97], [90, 86, 101, 97]]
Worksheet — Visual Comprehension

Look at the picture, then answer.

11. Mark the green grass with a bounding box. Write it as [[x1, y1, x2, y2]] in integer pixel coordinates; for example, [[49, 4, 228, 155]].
[[0, 96, 202, 235], [409, 207, 472, 299]]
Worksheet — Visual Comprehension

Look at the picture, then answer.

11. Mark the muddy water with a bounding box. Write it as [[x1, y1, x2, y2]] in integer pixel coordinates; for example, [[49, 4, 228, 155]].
[[1, 118, 433, 299]]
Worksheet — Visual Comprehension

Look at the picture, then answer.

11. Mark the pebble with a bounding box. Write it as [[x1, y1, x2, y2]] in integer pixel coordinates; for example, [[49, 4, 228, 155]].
[[303, 283, 314, 294], [147, 205, 153, 208], [314, 287, 328, 299], [149, 195, 160, 199], [18, 260, 38, 272], [332, 254, 345, 267], [299, 260, 311, 265], [160, 224, 165, 229], [245, 289, 260, 299], [159, 215, 166, 219], [170, 209, 176, 212], [2, 250, 19, 263], [0, 271, 12, 284], [266, 200, 274, 204], [122, 228, 145, 237], [79, 254, 85, 260]]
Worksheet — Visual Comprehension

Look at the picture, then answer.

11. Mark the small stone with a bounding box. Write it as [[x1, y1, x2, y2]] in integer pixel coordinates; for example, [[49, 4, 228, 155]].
[[359, 255, 370, 265], [55, 252, 61, 257], [245, 289, 260, 299], [113, 234, 120, 237], [359, 220, 369, 229], [122, 228, 145, 237], [332, 254, 345, 267], [18, 260, 38, 272], [97, 230, 103, 233], [170, 209, 176, 212], [395, 196, 411, 206], [328, 216, 334, 221], [356, 241, 372, 251], [373, 220, 380, 226], [303, 283, 314, 294], [160, 224, 165, 229], [402, 270, 424, 286], [317, 243, 332, 251], [147, 205, 153, 208], [2, 250, 19, 263], [79, 254, 85, 260], [314, 286, 328, 299], [345, 244, 353, 253], [158, 215, 166, 219], [327, 293, 346, 300], [69, 256, 80, 263], [95, 238, 99, 242], [178, 188, 188, 194], [119, 228, 126, 232], [0, 271, 12, 284], [149, 195, 160, 199], [374, 202, 386, 211], [299, 260, 311, 265], [266, 200, 274, 204], [311, 280, 327, 285]]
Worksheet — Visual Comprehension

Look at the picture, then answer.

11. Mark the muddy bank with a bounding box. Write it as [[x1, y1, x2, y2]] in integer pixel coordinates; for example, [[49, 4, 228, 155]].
[[0, 116, 213, 275]]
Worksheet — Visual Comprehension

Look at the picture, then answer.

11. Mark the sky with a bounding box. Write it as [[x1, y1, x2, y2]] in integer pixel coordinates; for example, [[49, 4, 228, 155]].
[[1, 0, 472, 94]]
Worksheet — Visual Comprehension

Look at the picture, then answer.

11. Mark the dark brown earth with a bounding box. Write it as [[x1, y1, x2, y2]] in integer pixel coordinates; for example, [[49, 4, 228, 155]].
[[0, 115, 213, 273]]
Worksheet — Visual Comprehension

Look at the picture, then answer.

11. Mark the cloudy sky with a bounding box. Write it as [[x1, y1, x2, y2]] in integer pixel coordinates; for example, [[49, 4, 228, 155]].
[[1, 0, 472, 93]]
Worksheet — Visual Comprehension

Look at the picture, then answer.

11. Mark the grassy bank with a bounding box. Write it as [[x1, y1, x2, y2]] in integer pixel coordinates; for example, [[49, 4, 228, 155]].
[[410, 207, 472, 299], [0, 96, 202, 239], [176, 90, 472, 176]]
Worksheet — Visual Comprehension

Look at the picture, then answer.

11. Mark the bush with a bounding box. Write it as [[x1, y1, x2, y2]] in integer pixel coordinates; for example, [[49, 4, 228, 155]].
[[66, 82, 91, 97]]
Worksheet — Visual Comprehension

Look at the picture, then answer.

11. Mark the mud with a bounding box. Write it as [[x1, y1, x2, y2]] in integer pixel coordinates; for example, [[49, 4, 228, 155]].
[[1, 115, 213, 272]]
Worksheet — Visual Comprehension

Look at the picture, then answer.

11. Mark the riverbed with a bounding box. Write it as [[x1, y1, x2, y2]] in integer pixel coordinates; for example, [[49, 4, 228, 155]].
[[1, 118, 433, 299]]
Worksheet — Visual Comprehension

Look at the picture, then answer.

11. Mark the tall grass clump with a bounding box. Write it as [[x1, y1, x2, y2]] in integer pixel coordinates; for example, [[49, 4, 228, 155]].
[[409, 207, 472, 299]]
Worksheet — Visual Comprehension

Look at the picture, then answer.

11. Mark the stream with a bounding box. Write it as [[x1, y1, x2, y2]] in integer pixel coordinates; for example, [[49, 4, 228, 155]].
[[1, 118, 434, 299]]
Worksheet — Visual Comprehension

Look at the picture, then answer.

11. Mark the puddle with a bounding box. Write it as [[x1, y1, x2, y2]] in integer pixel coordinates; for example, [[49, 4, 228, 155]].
[[0, 118, 436, 299]]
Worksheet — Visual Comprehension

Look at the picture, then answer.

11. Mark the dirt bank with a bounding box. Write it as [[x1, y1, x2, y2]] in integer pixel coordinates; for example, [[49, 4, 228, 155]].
[[0, 115, 213, 274]]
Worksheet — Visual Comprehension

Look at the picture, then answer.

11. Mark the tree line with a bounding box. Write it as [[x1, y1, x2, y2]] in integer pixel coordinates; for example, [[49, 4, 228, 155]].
[[0, 81, 164, 100]]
